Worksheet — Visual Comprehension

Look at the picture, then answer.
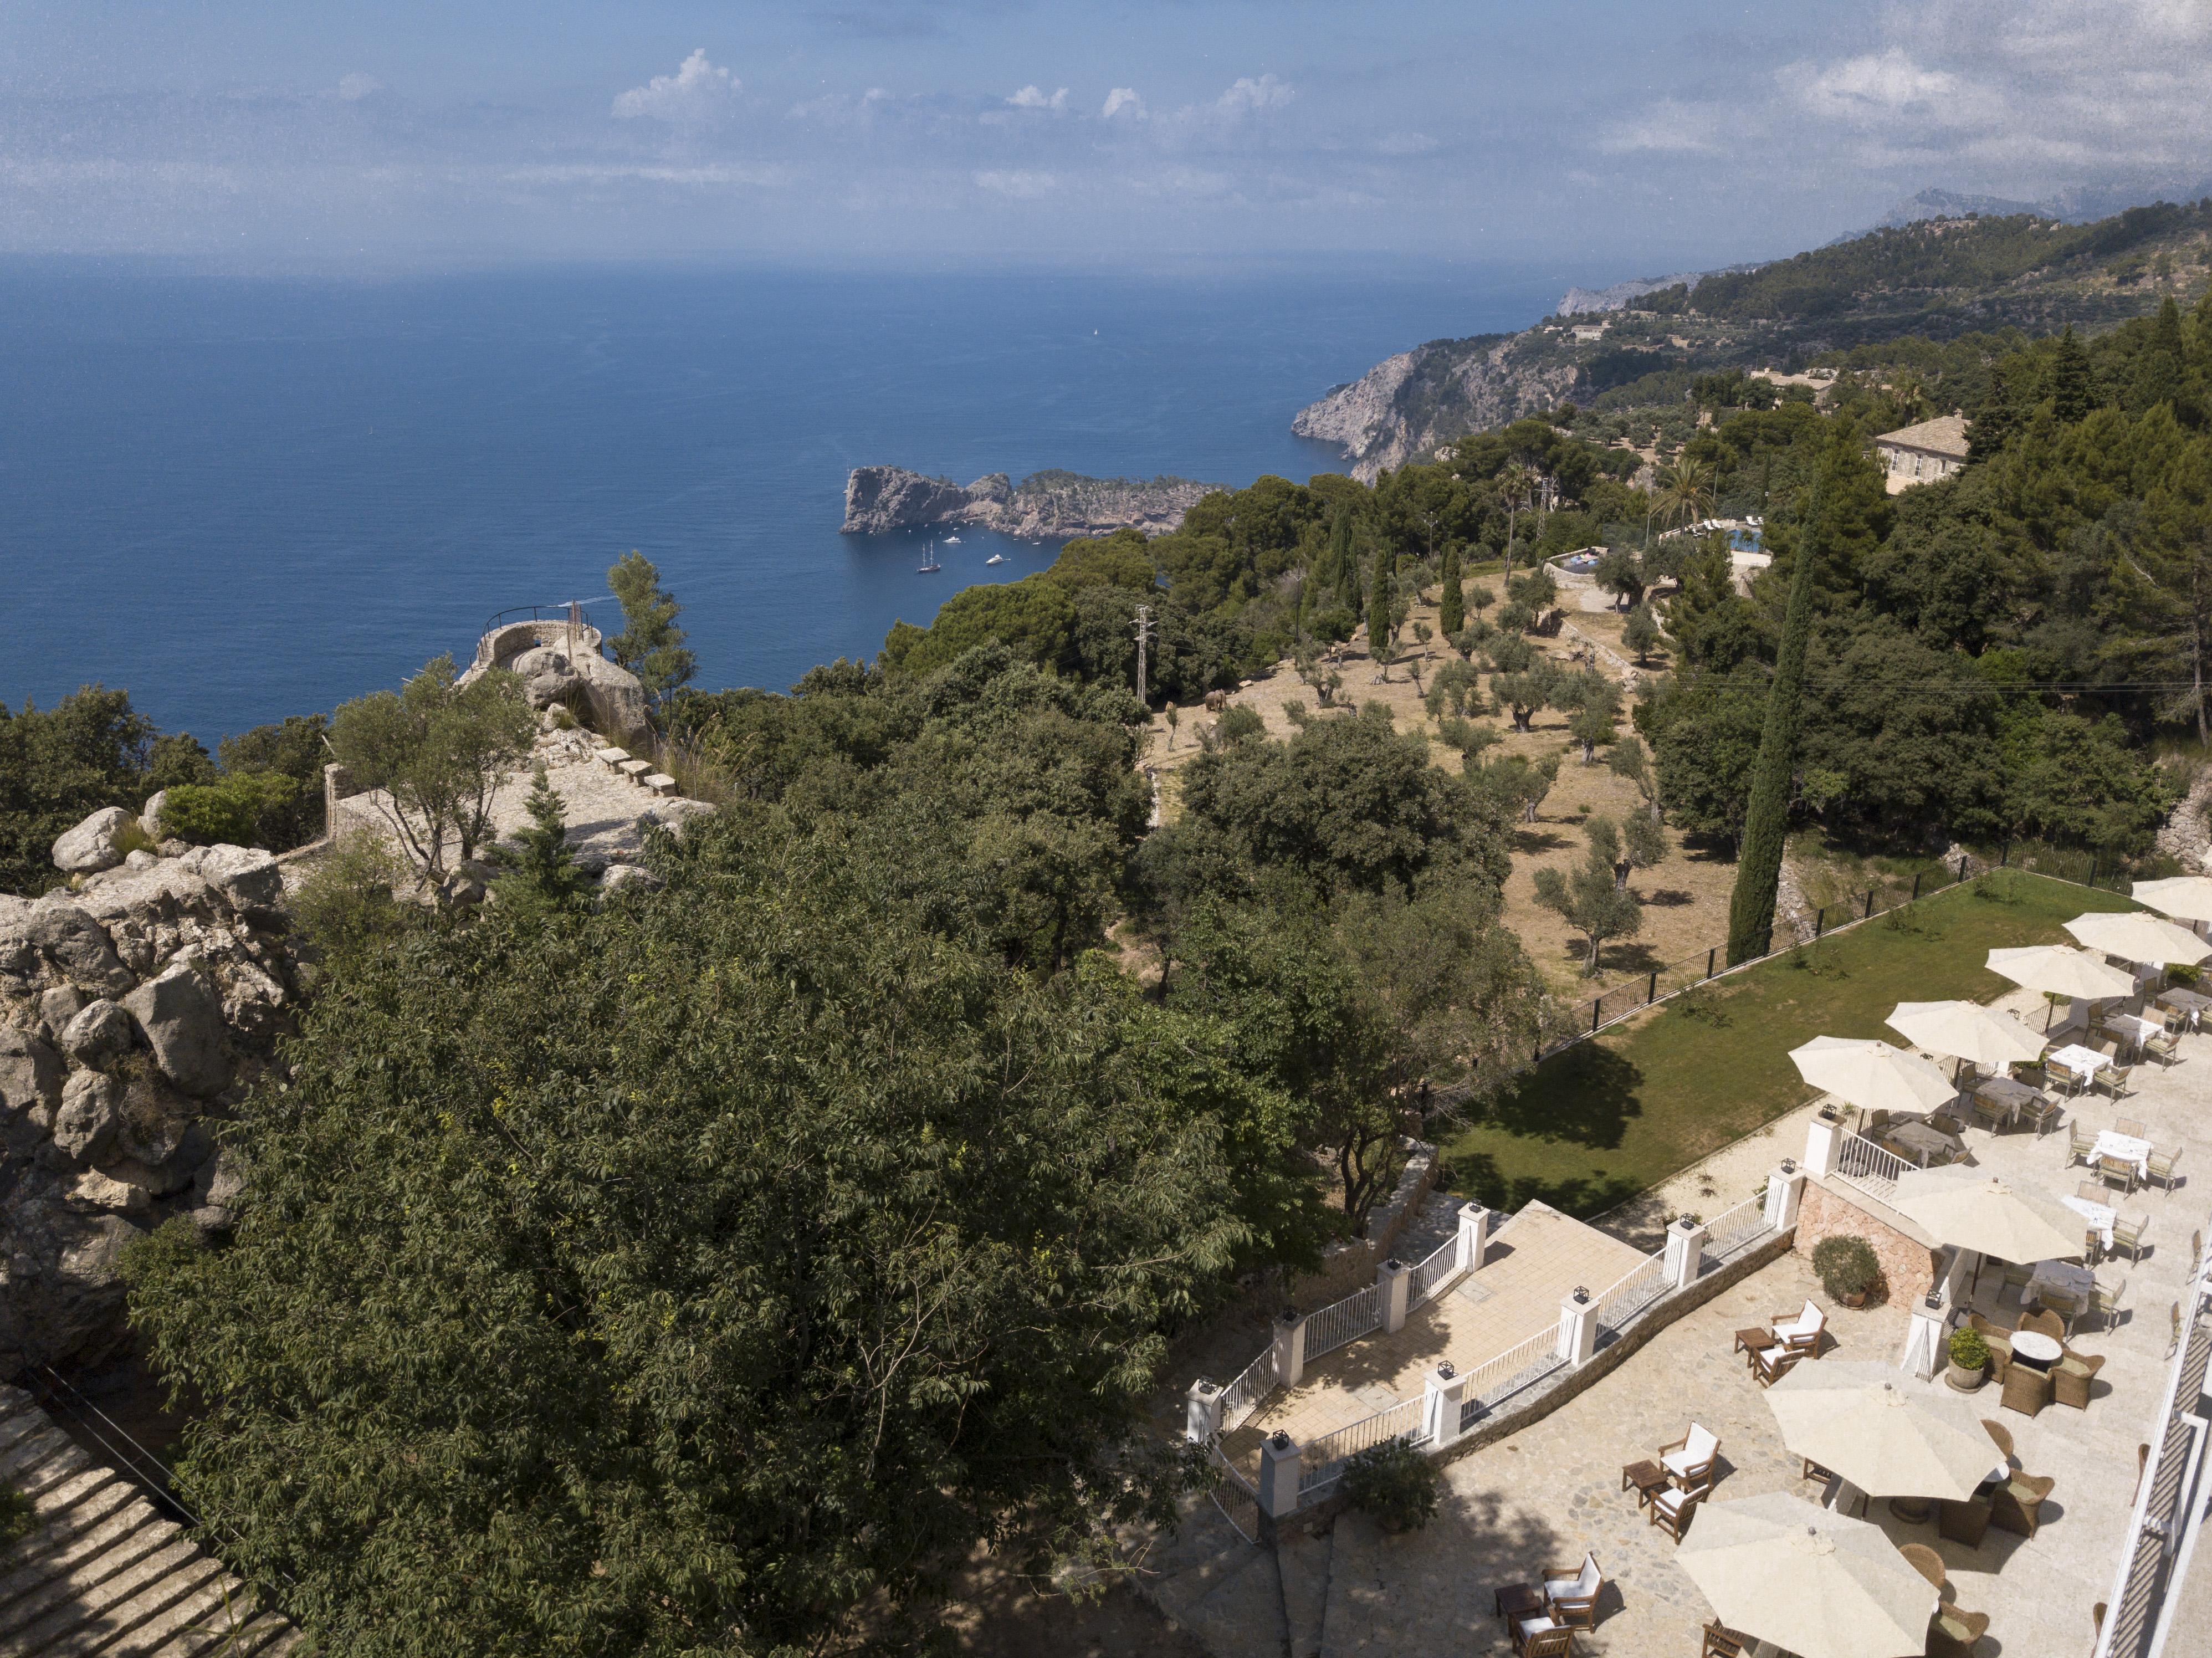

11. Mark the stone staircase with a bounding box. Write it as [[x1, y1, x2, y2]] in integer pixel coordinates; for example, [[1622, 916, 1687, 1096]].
[[0, 1384, 299, 1656]]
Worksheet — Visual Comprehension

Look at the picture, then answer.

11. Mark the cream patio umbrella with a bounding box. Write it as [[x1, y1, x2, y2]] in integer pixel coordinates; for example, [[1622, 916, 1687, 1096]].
[[1985, 944, 2137, 1001], [1889, 1164, 2086, 1267], [2063, 909, 2212, 968], [1788, 1036, 1956, 1116], [1885, 1000, 2045, 1074], [1676, 1492, 1936, 1658], [1765, 1362, 2006, 1503], [2133, 875, 2212, 927]]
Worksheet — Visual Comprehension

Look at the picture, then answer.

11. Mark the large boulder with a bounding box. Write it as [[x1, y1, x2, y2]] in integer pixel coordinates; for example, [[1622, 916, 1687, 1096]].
[[24, 904, 134, 995], [52, 1071, 124, 1164], [58, 999, 135, 1067], [51, 807, 137, 874], [0, 1027, 63, 1121], [141, 790, 169, 841], [121, 956, 231, 1097], [179, 845, 284, 913]]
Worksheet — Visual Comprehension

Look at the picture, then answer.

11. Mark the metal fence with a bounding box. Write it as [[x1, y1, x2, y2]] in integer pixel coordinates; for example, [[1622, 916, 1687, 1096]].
[[1303, 1283, 1384, 1362], [1591, 1251, 1671, 1340], [1409, 1236, 1462, 1308], [1702, 1193, 1773, 1265], [1218, 1345, 1278, 1432], [1458, 1327, 1570, 1430], [1298, 1396, 1429, 1495], [1834, 1130, 1913, 1198]]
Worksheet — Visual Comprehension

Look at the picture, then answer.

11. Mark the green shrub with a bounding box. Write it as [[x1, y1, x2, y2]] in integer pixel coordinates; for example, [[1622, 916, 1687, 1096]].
[[1338, 1436, 1440, 1533], [162, 771, 303, 848], [1810, 1235, 1884, 1302], [0, 1484, 35, 1548], [1948, 1326, 1989, 1371]]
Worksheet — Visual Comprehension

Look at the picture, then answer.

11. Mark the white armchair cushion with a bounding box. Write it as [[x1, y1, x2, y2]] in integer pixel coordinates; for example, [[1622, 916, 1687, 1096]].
[[1518, 1615, 1561, 1640], [1544, 1552, 1600, 1600], [1662, 1424, 1718, 1478], [1778, 1299, 1823, 1339], [1652, 1486, 1693, 1517]]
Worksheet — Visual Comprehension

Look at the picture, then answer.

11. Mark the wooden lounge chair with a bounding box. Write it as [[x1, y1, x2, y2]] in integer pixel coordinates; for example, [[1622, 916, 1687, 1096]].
[[2110, 1214, 2150, 1263], [2099, 1153, 2139, 1196], [1658, 1424, 1719, 1495], [1513, 1625, 1576, 1658], [1967, 1313, 2014, 1381], [1541, 1552, 1602, 1629], [1771, 1301, 1826, 1358], [2147, 1148, 2184, 1194], [1749, 1343, 1800, 1388], [2000, 1362, 2052, 1417], [2068, 1122, 2097, 1169], [1701, 1621, 1750, 1658], [2055, 1349, 2106, 1409], [1647, 1485, 1698, 1541]]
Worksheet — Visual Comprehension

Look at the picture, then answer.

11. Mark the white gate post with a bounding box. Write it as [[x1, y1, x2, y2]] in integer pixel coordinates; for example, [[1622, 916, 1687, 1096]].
[[1557, 1287, 1599, 1367], [1185, 1380, 1224, 1444], [1803, 1108, 1841, 1179], [1379, 1258, 1414, 1334], [1765, 1161, 1807, 1233], [1423, 1362, 1472, 1452], [1663, 1216, 1708, 1291], [1258, 1431, 1303, 1519], [1457, 1203, 1491, 1275], [1273, 1307, 1307, 1390]]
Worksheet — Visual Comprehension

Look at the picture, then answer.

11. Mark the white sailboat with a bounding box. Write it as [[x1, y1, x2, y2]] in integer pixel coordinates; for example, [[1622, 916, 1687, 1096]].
[[918, 540, 942, 574]]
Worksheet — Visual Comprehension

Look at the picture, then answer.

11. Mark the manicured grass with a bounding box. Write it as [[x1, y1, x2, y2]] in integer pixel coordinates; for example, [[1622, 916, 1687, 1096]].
[[1441, 872, 2143, 1217]]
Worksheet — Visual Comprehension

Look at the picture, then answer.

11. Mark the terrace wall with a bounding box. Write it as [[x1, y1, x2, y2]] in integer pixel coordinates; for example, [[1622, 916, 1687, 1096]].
[[1794, 1177, 1941, 1306]]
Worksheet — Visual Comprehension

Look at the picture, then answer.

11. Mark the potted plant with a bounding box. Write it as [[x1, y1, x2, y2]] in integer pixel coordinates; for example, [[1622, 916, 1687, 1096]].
[[1946, 1326, 1990, 1392], [1811, 1235, 1885, 1308]]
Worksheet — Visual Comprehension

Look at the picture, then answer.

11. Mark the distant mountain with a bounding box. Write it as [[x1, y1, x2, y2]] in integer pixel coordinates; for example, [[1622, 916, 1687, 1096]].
[[1873, 188, 2045, 228], [1864, 178, 2212, 236], [1557, 273, 1708, 316]]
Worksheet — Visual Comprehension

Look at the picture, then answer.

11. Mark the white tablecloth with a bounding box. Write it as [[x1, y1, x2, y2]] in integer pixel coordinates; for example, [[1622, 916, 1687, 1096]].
[[2062, 1193, 2118, 1247], [2048, 1043, 2111, 1089], [2029, 1259, 2096, 1304], [2108, 1014, 2166, 1048], [2092, 1129, 2153, 1176]]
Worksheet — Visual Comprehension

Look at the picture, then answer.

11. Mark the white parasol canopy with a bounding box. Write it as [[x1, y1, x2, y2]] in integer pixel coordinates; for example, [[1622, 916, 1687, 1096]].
[[2133, 876, 2212, 926], [1885, 1001, 2045, 1069], [1788, 1036, 1956, 1115], [1985, 944, 2138, 1000], [1676, 1491, 1936, 1658], [1890, 1164, 2086, 1266], [2063, 909, 2212, 968], [1764, 1361, 2007, 1501]]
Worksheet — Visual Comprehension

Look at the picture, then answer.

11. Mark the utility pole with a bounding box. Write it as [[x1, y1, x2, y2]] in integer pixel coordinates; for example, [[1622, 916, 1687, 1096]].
[[1132, 605, 1155, 704]]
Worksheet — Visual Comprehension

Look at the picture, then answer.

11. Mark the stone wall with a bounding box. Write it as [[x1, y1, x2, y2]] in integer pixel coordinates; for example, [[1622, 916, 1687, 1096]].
[[1793, 1178, 1941, 1307]]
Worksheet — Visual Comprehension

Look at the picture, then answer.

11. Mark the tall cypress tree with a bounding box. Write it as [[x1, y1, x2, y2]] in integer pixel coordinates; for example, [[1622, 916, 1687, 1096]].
[[1366, 547, 1393, 677], [2049, 325, 2093, 424], [1438, 545, 1465, 637], [1330, 510, 1360, 612], [2133, 296, 2187, 413], [1724, 473, 1823, 965]]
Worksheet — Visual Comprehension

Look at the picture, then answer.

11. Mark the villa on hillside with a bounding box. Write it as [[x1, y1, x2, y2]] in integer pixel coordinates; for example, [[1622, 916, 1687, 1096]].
[[1875, 415, 1972, 493]]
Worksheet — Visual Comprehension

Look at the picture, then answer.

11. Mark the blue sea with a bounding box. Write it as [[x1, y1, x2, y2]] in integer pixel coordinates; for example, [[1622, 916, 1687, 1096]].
[[0, 259, 1579, 743]]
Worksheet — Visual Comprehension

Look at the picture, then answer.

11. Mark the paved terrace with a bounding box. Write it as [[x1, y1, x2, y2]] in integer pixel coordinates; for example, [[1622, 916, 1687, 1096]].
[[1220, 1205, 1648, 1477], [1308, 1021, 2212, 1658]]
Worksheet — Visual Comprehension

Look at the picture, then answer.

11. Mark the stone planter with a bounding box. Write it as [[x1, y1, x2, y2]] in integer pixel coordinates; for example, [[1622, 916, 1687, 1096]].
[[1945, 1360, 1988, 1393]]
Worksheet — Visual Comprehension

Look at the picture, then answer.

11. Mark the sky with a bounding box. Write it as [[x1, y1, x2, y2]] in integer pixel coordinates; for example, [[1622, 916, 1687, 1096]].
[[2, 0, 2209, 276]]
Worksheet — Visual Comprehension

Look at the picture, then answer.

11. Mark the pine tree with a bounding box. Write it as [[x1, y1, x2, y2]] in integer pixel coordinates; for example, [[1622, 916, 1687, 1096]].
[[2133, 295, 2187, 413], [1366, 548, 1393, 679], [1724, 456, 1824, 965], [2049, 326, 2094, 425], [1331, 511, 1361, 612], [1437, 545, 1465, 637], [491, 765, 586, 914]]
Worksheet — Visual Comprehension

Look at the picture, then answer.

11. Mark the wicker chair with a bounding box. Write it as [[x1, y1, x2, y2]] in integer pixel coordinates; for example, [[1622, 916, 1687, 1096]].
[[1983, 1418, 2015, 1465], [1900, 1543, 1946, 1588], [2020, 1308, 2066, 1343], [2055, 1349, 2106, 1409], [2000, 1362, 2052, 1417], [1937, 1496, 1991, 1547], [2111, 1213, 2150, 1263], [1967, 1313, 2014, 1381], [1929, 1604, 1992, 1658], [1991, 1468, 2056, 1538]]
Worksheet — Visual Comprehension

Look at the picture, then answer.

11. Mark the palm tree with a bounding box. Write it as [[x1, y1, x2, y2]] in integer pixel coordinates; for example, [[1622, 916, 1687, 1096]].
[[1498, 462, 1533, 579], [1651, 457, 1716, 545]]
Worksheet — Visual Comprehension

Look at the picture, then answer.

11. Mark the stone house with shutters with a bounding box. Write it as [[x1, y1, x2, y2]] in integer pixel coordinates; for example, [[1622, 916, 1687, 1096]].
[[1872, 414, 1971, 493]]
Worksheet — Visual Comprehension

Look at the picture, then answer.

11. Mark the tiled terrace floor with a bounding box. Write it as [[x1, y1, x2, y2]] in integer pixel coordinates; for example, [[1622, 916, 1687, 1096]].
[[1222, 1205, 1647, 1475], [1307, 1022, 2212, 1658]]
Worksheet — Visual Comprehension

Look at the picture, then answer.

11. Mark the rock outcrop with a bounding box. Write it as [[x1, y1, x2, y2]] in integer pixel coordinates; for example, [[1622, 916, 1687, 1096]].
[[1291, 334, 1582, 481], [842, 467, 1218, 539], [1, 816, 299, 1380], [50, 808, 137, 876]]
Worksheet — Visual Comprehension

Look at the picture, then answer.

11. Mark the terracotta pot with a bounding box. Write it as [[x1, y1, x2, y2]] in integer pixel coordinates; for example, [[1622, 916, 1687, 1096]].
[[1842, 1289, 1868, 1309]]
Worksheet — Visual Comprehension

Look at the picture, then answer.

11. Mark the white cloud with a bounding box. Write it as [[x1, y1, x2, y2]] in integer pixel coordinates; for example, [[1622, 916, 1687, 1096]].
[[612, 49, 740, 124], [1215, 75, 1294, 117], [1102, 88, 1145, 120], [336, 74, 383, 103], [1791, 49, 1965, 125], [974, 168, 1056, 197], [1597, 99, 1725, 155], [1006, 85, 1068, 111]]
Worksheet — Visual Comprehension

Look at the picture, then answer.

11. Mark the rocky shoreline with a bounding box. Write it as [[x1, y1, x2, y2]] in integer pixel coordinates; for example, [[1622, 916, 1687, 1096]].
[[842, 465, 1217, 539]]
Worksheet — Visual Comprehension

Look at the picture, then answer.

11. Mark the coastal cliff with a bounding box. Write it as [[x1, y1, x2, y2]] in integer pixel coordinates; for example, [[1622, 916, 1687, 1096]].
[[1291, 334, 1583, 481], [843, 466, 1217, 539]]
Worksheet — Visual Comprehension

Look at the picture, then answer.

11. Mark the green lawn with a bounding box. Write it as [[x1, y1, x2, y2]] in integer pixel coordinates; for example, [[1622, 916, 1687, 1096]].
[[1442, 872, 2143, 1217]]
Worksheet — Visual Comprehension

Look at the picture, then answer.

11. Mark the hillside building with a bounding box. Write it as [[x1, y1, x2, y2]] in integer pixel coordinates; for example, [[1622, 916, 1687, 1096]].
[[1873, 413, 1971, 493]]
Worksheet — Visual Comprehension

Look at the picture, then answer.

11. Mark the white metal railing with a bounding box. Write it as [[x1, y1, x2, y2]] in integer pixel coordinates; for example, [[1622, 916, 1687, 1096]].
[[1835, 1130, 1912, 1194], [1303, 1283, 1383, 1361], [1702, 1194, 1772, 1264], [1408, 1236, 1461, 1307], [1298, 1395, 1428, 1493], [1458, 1326, 1569, 1428], [1218, 1344, 1278, 1431], [1592, 1251, 1670, 1336]]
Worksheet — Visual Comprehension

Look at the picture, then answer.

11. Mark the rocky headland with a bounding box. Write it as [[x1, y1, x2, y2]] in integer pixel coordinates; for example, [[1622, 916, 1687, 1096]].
[[842, 466, 1218, 539], [1291, 334, 1583, 481]]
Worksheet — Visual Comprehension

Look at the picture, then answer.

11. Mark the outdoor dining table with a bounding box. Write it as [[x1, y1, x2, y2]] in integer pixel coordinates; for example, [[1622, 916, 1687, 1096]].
[[2028, 1258, 2096, 1307], [1882, 1118, 1964, 1166], [2092, 1129, 2153, 1179], [2046, 1042, 2111, 1094], [1972, 1075, 2045, 1125], [2102, 1012, 2167, 1058], [2159, 987, 2212, 1030], [2010, 1328, 2065, 1372], [2061, 1192, 2118, 1248]]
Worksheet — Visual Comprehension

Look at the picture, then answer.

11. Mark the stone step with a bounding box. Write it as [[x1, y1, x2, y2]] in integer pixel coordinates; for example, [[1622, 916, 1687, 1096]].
[[0, 1488, 157, 1620], [0, 1503, 176, 1639], [1317, 1513, 1387, 1658], [0, 1531, 198, 1656], [0, 1469, 134, 1572], [92, 1561, 255, 1657], [0, 1422, 91, 1493], [1181, 1542, 1291, 1658], [26, 1550, 224, 1658], [1277, 1526, 1333, 1658]]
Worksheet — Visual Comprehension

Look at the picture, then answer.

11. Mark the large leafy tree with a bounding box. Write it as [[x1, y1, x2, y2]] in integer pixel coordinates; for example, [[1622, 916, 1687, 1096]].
[[606, 550, 699, 719], [126, 811, 1296, 1656]]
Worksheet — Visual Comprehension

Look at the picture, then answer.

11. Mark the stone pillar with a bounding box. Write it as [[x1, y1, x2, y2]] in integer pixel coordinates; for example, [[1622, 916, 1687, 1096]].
[[1802, 1110, 1841, 1179], [1457, 1203, 1491, 1276], [1186, 1379, 1224, 1445], [322, 763, 354, 843], [1272, 1308, 1307, 1391], [1258, 1431, 1303, 1519], [1556, 1288, 1599, 1367], [1765, 1163, 1807, 1234], [1379, 1258, 1414, 1335], [1422, 1362, 1471, 1452], [1663, 1215, 1708, 1292]]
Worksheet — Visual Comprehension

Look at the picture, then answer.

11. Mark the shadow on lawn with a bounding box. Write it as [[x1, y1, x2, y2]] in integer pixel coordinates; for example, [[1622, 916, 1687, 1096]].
[[1443, 1148, 1643, 1221], [1442, 1045, 1648, 1219]]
